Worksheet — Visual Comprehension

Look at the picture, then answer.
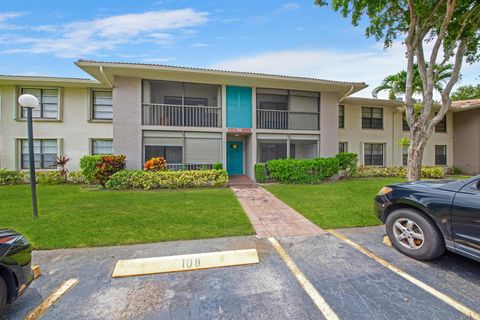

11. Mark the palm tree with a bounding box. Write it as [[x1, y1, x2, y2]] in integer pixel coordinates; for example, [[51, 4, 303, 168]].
[[372, 64, 453, 100]]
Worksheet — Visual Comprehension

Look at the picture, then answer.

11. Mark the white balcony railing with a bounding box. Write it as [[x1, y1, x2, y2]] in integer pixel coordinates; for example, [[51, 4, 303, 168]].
[[143, 103, 222, 127], [166, 163, 215, 171], [256, 109, 319, 130]]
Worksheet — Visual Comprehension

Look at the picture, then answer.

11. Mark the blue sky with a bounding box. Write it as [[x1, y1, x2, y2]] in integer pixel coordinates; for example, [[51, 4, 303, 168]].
[[1, 0, 479, 98]]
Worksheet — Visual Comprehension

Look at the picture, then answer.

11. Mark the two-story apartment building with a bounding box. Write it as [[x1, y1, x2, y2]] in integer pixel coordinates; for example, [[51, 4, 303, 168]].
[[0, 60, 461, 180]]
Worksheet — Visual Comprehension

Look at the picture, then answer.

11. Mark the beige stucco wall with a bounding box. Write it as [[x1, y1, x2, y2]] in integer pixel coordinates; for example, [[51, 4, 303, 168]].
[[320, 92, 340, 157], [339, 102, 454, 167], [0, 85, 112, 171], [112, 77, 142, 169], [453, 109, 480, 174]]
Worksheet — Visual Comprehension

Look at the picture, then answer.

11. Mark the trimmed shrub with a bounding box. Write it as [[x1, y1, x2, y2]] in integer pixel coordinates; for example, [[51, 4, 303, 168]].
[[36, 171, 64, 184], [143, 157, 167, 171], [79, 155, 102, 183], [106, 169, 228, 190], [336, 153, 358, 177], [94, 155, 126, 187], [354, 166, 445, 179], [68, 171, 84, 184], [254, 164, 269, 183], [0, 169, 27, 185], [80, 155, 126, 187], [421, 167, 445, 179], [266, 157, 340, 184], [212, 163, 223, 170]]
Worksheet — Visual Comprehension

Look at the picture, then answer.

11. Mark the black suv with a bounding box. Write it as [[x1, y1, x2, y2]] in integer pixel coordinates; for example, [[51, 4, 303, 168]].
[[375, 175, 480, 262], [0, 229, 34, 316]]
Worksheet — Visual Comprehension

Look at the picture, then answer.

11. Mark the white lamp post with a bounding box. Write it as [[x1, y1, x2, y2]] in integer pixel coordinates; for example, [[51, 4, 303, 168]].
[[18, 94, 40, 219]]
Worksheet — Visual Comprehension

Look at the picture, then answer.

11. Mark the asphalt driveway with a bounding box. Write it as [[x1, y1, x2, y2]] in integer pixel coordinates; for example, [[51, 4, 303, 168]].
[[4, 227, 480, 320]]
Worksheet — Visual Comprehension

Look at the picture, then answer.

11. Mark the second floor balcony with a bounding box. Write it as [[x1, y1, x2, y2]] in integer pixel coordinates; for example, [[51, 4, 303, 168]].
[[256, 88, 320, 131], [142, 80, 222, 128], [142, 103, 222, 127], [256, 109, 319, 130]]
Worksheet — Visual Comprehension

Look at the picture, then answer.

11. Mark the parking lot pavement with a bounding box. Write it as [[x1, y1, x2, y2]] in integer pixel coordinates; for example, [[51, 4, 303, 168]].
[[4, 236, 324, 320], [336, 225, 480, 316], [4, 229, 479, 320], [278, 234, 473, 320]]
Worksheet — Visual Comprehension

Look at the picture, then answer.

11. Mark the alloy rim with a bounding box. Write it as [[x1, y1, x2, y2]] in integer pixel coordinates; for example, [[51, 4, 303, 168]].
[[392, 218, 425, 250]]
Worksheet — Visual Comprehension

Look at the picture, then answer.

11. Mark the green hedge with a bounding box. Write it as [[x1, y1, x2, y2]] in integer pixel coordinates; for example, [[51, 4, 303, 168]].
[[0, 169, 28, 185], [336, 153, 358, 177], [354, 166, 445, 179], [106, 169, 229, 190], [80, 155, 126, 187], [79, 155, 102, 183], [35, 171, 64, 184], [254, 164, 269, 183], [266, 157, 340, 184]]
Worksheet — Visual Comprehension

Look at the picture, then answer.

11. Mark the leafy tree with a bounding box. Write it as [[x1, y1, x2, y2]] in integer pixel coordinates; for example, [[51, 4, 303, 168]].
[[372, 64, 453, 100], [451, 83, 480, 100], [316, 0, 480, 181]]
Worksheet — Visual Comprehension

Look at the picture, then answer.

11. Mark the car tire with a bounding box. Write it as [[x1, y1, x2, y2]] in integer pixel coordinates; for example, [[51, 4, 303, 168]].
[[0, 276, 6, 316], [386, 208, 445, 261]]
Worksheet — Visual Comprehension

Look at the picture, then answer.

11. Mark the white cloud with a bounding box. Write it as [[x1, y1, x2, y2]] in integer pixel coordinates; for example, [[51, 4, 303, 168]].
[[1, 9, 208, 58], [0, 11, 25, 29], [279, 3, 300, 11], [0, 11, 23, 22], [212, 41, 480, 99], [191, 42, 209, 48], [143, 57, 175, 63], [211, 43, 411, 99]]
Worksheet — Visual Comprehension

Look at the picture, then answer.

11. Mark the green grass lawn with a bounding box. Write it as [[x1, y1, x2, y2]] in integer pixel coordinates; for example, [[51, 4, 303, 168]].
[[0, 185, 254, 249], [265, 177, 406, 229], [265, 176, 471, 229]]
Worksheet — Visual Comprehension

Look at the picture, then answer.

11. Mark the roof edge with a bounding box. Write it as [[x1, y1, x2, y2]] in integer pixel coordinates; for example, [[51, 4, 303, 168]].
[[75, 59, 367, 87], [0, 74, 100, 83]]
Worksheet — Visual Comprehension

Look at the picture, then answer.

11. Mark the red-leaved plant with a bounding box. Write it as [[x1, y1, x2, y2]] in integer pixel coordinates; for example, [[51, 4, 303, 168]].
[[54, 155, 70, 181]]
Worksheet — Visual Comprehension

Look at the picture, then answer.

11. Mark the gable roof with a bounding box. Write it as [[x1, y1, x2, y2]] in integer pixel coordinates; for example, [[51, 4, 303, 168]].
[[76, 59, 366, 86], [75, 59, 368, 96]]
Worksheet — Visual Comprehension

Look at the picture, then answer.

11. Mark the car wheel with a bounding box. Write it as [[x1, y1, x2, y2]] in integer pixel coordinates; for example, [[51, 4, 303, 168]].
[[386, 208, 445, 261], [0, 276, 6, 316]]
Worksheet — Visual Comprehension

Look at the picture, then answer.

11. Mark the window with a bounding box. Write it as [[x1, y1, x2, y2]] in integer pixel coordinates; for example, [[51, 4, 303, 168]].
[[435, 145, 447, 165], [364, 143, 384, 166], [21, 139, 57, 169], [164, 96, 208, 106], [20, 88, 58, 119], [92, 91, 113, 120], [92, 139, 113, 155], [402, 116, 410, 131], [339, 105, 345, 128], [259, 143, 294, 163], [435, 113, 447, 133], [339, 142, 348, 153], [402, 145, 408, 166], [144, 145, 183, 163], [362, 107, 383, 129]]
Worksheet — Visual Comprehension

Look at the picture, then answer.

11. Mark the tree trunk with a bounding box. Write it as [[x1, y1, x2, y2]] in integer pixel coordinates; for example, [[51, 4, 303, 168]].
[[406, 132, 428, 181]]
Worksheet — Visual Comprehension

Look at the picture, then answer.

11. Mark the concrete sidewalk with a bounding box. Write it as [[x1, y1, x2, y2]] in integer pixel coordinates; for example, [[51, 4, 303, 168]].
[[230, 184, 325, 238]]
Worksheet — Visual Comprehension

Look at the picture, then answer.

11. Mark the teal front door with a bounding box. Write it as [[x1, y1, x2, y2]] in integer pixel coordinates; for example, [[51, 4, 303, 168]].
[[227, 142, 243, 175]]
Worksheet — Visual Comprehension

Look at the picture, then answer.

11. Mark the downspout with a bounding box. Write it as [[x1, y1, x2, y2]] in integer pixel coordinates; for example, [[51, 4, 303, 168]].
[[339, 85, 355, 102], [99, 66, 113, 88]]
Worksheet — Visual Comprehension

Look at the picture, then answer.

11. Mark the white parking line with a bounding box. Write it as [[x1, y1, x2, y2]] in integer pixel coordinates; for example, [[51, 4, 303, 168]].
[[24, 278, 79, 320], [268, 237, 340, 320], [327, 229, 480, 320]]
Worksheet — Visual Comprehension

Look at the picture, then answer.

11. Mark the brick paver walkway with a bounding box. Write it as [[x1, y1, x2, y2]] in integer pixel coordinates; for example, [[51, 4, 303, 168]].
[[230, 182, 325, 238]]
